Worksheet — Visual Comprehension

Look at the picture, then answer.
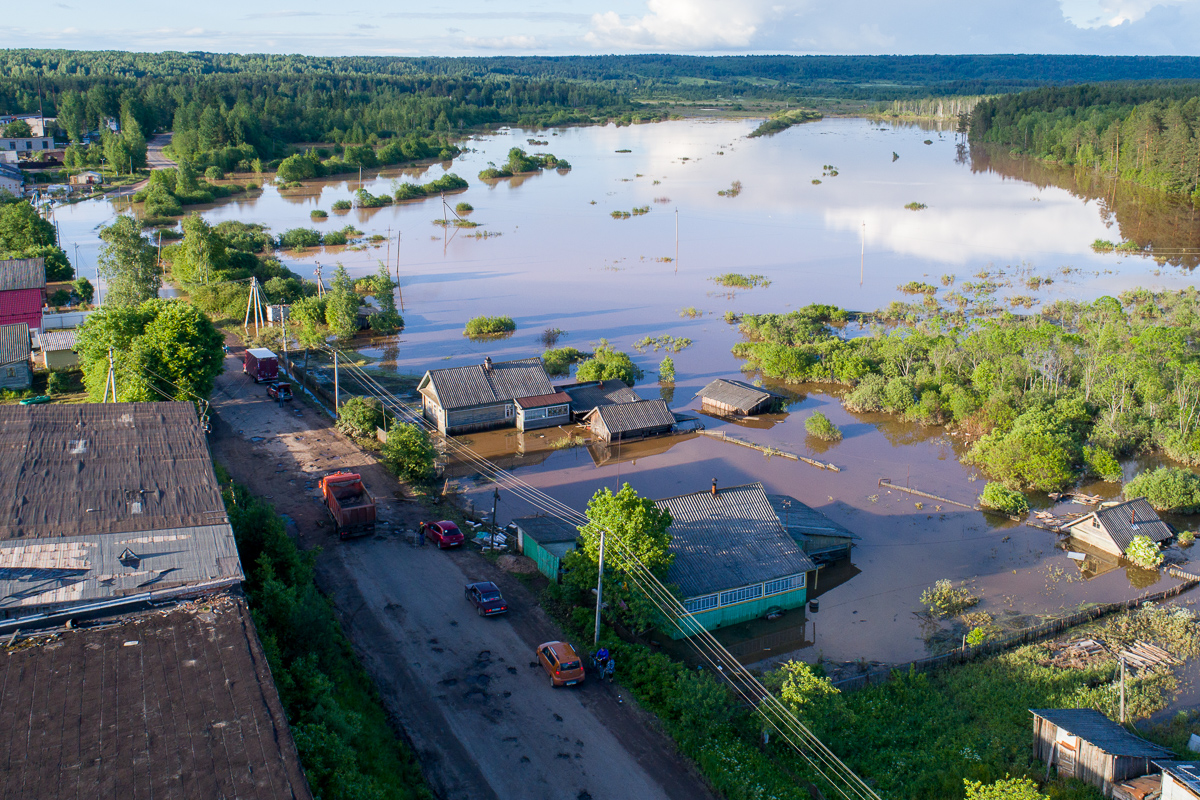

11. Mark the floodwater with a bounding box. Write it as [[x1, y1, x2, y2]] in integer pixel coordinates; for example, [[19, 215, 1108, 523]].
[[50, 117, 1200, 664]]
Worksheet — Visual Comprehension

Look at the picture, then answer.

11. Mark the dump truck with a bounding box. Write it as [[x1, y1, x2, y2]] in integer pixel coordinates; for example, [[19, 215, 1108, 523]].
[[319, 472, 376, 539], [243, 348, 279, 384]]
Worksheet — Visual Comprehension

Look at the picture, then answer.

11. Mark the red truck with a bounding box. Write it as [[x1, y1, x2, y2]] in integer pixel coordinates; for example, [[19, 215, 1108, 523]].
[[243, 348, 279, 383], [319, 472, 376, 539]]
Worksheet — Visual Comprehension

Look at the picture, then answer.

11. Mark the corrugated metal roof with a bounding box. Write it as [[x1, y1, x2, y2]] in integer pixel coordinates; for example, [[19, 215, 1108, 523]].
[[0, 322, 29, 364], [515, 391, 571, 409], [0, 597, 313, 800], [424, 358, 553, 410], [513, 515, 580, 544], [767, 494, 860, 541], [0, 163, 23, 183], [0, 523, 242, 613], [656, 482, 817, 598], [697, 378, 779, 413], [586, 399, 675, 435], [561, 380, 641, 413], [0, 288, 42, 329], [0, 403, 228, 540], [0, 258, 45, 291], [1030, 709, 1174, 758], [36, 328, 76, 352], [1156, 762, 1200, 793], [1065, 498, 1173, 552]]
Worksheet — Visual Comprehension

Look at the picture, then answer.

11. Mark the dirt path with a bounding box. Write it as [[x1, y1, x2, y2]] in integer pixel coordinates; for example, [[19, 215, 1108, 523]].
[[111, 133, 175, 197], [207, 351, 717, 800]]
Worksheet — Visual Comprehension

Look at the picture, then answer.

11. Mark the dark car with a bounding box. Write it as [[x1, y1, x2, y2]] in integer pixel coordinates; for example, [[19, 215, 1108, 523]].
[[421, 520, 465, 548], [464, 581, 508, 616], [266, 381, 293, 401]]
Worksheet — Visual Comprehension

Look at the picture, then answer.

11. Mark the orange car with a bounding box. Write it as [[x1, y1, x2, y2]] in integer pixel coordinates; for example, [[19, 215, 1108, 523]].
[[537, 641, 585, 687]]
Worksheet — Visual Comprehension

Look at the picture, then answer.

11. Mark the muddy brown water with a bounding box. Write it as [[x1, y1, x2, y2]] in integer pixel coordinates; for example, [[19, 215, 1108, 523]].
[[52, 117, 1200, 665]]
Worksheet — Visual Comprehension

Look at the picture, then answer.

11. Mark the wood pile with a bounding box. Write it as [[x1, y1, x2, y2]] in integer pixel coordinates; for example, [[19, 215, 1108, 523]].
[[1042, 638, 1110, 669], [1047, 491, 1103, 505], [1118, 640, 1182, 672]]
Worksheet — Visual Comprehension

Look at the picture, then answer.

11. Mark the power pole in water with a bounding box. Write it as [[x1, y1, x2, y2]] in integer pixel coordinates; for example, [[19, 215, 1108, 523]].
[[674, 208, 679, 274]]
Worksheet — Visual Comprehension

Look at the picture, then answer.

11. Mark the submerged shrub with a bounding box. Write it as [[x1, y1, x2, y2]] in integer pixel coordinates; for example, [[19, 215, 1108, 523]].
[[920, 579, 979, 618], [463, 315, 516, 338], [1125, 467, 1200, 513], [979, 483, 1029, 515], [804, 411, 842, 442], [1125, 534, 1164, 569]]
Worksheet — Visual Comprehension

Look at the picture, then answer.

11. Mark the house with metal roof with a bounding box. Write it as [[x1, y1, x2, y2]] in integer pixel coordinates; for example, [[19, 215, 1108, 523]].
[[0, 162, 24, 196], [768, 494, 860, 564], [1061, 498, 1174, 558], [0, 597, 312, 800], [1157, 761, 1200, 800], [514, 390, 571, 431], [418, 356, 557, 434], [512, 515, 580, 581], [655, 482, 817, 638], [559, 379, 642, 419], [34, 326, 78, 369], [0, 322, 31, 390], [697, 378, 784, 416], [0, 402, 244, 628], [0, 257, 45, 330], [1031, 708, 1175, 796], [583, 398, 675, 442]]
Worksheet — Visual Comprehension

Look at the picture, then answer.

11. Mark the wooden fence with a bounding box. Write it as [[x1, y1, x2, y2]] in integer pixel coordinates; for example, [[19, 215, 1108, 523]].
[[830, 569, 1200, 692]]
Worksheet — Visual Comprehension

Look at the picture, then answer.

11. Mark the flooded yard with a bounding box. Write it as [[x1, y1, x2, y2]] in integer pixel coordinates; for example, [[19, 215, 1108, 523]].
[[51, 116, 1200, 665]]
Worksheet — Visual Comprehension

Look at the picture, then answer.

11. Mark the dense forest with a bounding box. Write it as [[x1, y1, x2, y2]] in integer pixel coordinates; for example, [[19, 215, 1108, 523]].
[[970, 82, 1200, 197]]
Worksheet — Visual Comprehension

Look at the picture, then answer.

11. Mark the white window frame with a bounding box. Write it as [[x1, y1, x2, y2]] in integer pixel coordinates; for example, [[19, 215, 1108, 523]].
[[719, 583, 764, 606], [684, 594, 719, 614]]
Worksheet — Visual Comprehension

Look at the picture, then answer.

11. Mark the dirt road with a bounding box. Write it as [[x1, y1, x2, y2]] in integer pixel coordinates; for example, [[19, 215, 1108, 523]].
[[145, 133, 175, 170], [207, 354, 717, 800]]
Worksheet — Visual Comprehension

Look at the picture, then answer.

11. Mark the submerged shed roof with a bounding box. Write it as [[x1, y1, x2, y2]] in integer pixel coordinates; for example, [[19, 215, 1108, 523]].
[[512, 515, 580, 545], [697, 378, 780, 413], [0, 597, 312, 800], [656, 482, 816, 598], [561, 379, 641, 412], [0, 258, 45, 291], [1030, 709, 1174, 758], [422, 357, 553, 410], [1065, 498, 1172, 552], [767, 494, 860, 541], [0, 322, 30, 364], [585, 399, 675, 435]]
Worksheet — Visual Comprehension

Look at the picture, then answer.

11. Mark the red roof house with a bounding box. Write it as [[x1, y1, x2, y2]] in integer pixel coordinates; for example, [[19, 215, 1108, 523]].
[[0, 258, 46, 330]]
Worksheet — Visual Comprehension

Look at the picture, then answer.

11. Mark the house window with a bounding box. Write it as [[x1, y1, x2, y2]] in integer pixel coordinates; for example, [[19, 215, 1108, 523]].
[[684, 594, 718, 613], [765, 575, 805, 595], [505, 404, 514, 419], [524, 407, 548, 421], [549, 404, 569, 416], [719, 584, 764, 606], [6, 367, 14, 377]]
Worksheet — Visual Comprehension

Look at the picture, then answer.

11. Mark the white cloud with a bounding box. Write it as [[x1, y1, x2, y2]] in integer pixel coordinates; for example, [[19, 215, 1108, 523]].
[[586, 0, 774, 49], [1059, 0, 1185, 28], [462, 34, 541, 49]]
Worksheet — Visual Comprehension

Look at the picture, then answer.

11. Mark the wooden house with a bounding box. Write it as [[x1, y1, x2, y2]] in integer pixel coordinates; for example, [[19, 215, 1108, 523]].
[[655, 482, 817, 638], [583, 399, 675, 443], [560, 379, 641, 420], [1061, 499, 1173, 558], [0, 257, 45, 331], [513, 515, 580, 581], [36, 328, 78, 370], [767, 494, 860, 564], [0, 322, 31, 390], [1031, 709, 1174, 796], [418, 357, 558, 435], [697, 378, 783, 416], [1158, 761, 1200, 800]]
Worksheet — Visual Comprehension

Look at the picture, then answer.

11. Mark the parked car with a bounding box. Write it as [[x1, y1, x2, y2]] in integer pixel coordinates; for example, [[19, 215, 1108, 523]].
[[537, 641, 585, 687], [266, 381, 293, 401], [464, 581, 508, 616], [421, 520, 464, 548]]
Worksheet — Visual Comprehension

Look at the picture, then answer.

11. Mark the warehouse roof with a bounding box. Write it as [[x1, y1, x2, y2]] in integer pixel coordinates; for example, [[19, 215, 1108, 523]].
[[584, 399, 675, 435], [0, 597, 312, 800], [0, 403, 228, 540], [656, 482, 816, 598], [1030, 709, 1174, 758], [560, 379, 641, 413], [36, 327, 76, 352], [512, 515, 580, 544], [0, 257, 45, 291], [1064, 498, 1172, 553], [420, 357, 553, 410], [696, 378, 781, 413], [0, 322, 30, 364]]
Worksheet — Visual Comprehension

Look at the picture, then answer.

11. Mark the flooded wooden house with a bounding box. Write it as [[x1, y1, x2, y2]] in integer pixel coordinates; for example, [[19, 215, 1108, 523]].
[[559, 379, 641, 420], [0, 322, 31, 390], [512, 515, 580, 582], [767, 494, 860, 565], [697, 378, 783, 416], [1031, 708, 1174, 796], [1060, 498, 1173, 557], [583, 398, 675, 443], [418, 357, 565, 435], [655, 482, 817, 638]]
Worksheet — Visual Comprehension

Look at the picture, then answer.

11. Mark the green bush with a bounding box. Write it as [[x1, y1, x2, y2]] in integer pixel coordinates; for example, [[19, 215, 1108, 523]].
[[336, 396, 384, 439], [278, 228, 323, 249], [380, 423, 437, 483], [543, 346, 588, 377], [979, 483, 1029, 515], [658, 356, 675, 384], [804, 411, 842, 441], [455, 201, 473, 214], [1180, 530, 1196, 547], [575, 340, 644, 386], [920, 579, 979, 618], [967, 405, 1084, 491], [463, 315, 516, 338], [1125, 467, 1200, 513], [1125, 534, 1164, 568], [310, 209, 328, 220], [46, 371, 68, 395], [1084, 446, 1123, 481], [204, 165, 224, 181], [331, 199, 352, 212]]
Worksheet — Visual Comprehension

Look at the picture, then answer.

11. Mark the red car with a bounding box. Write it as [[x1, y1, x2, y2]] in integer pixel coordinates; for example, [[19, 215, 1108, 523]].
[[421, 520, 464, 548], [464, 581, 508, 616], [266, 381, 293, 401]]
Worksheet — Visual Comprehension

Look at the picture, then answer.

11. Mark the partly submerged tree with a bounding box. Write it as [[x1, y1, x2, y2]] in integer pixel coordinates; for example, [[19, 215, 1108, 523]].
[[324, 264, 359, 340], [97, 216, 160, 307], [369, 261, 403, 333], [575, 340, 644, 386]]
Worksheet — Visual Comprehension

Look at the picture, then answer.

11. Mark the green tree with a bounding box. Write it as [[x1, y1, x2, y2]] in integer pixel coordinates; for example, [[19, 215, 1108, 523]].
[[658, 355, 675, 383], [369, 262, 403, 333], [1125, 534, 1164, 568], [97, 216, 160, 308], [290, 294, 328, 371], [575, 340, 645, 385], [380, 422, 437, 483], [0, 200, 73, 280], [174, 215, 229, 284], [2, 120, 32, 138], [336, 396, 384, 439], [963, 776, 1048, 800], [979, 483, 1029, 515], [324, 264, 359, 340], [73, 276, 95, 305], [1125, 466, 1200, 513], [774, 661, 839, 717], [805, 411, 843, 442]]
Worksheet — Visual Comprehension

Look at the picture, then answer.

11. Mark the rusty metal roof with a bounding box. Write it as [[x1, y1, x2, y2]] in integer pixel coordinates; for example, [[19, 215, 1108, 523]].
[[585, 399, 675, 435], [0, 258, 45, 291], [0, 322, 29, 364], [696, 378, 780, 413], [1030, 709, 1174, 757], [0, 403, 229, 540], [1065, 498, 1173, 552], [422, 357, 553, 410], [655, 482, 816, 598], [514, 391, 571, 409], [0, 597, 312, 800], [560, 379, 641, 413]]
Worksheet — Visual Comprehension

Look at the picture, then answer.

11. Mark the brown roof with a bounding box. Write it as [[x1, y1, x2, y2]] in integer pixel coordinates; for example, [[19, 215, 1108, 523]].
[[515, 391, 571, 409], [0, 258, 45, 291], [0, 403, 228, 540], [0, 597, 312, 800]]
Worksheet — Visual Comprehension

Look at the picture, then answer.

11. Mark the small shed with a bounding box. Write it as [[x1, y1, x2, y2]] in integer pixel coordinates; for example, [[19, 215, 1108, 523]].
[[697, 378, 783, 416], [36, 327, 78, 369], [583, 399, 675, 442], [1061, 499, 1173, 557], [514, 391, 571, 431], [0, 322, 32, 390], [767, 494, 860, 564], [512, 516, 580, 581], [1157, 761, 1200, 800], [68, 171, 103, 186], [1031, 708, 1174, 796], [560, 379, 641, 419]]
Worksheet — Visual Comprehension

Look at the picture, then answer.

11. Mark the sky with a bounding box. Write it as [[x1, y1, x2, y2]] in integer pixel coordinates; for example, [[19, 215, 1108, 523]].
[[8, 0, 1200, 56]]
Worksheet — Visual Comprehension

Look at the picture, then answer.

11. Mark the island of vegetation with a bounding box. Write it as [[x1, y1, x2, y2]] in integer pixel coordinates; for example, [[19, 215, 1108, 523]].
[[748, 107, 823, 137], [478, 147, 570, 180], [463, 315, 516, 338]]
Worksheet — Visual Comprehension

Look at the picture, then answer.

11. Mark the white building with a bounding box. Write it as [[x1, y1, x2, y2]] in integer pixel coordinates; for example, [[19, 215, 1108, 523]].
[[0, 136, 53, 154], [0, 163, 23, 196]]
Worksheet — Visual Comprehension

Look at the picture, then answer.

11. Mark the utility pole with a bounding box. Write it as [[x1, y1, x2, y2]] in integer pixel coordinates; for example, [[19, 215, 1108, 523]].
[[395, 230, 404, 311], [244, 277, 265, 337], [594, 528, 606, 646], [333, 348, 340, 416], [102, 348, 116, 402], [1119, 655, 1126, 723], [490, 488, 500, 551]]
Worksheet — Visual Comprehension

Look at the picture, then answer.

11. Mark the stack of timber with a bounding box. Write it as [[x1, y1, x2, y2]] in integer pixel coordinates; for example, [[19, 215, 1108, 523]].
[[1041, 638, 1110, 670], [1119, 640, 1182, 673]]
